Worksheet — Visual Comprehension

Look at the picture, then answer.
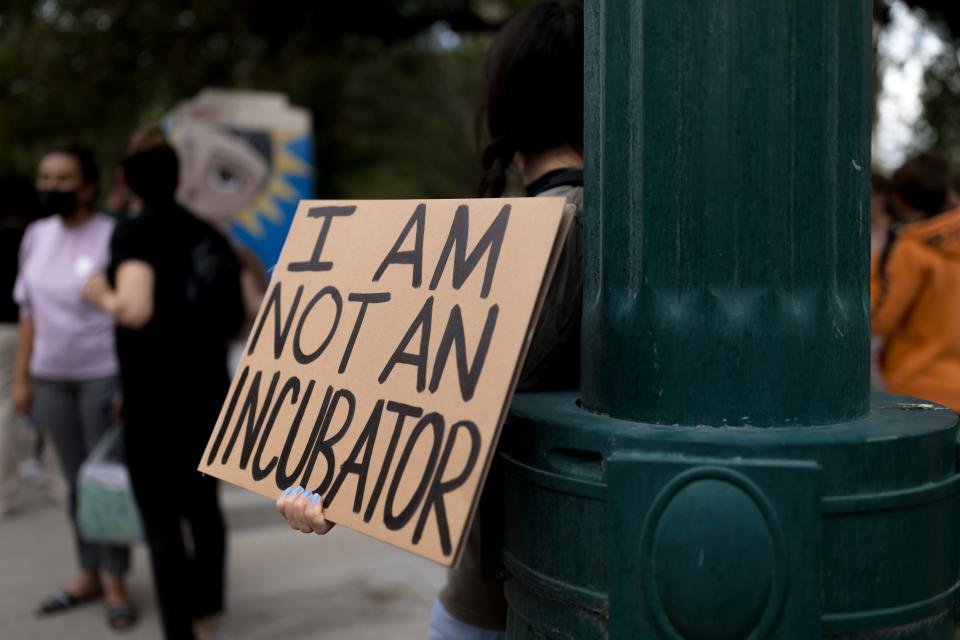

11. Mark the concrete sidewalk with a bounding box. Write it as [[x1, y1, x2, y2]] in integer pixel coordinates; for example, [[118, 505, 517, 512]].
[[0, 478, 445, 639]]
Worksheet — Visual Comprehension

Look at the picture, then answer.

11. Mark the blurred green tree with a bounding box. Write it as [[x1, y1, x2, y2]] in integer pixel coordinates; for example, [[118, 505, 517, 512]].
[[918, 45, 960, 167], [876, 0, 960, 32], [0, 0, 535, 198], [875, 0, 960, 170]]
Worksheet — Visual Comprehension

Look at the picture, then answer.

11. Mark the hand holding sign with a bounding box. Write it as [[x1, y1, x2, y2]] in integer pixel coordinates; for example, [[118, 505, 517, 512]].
[[276, 486, 335, 535], [199, 197, 570, 565]]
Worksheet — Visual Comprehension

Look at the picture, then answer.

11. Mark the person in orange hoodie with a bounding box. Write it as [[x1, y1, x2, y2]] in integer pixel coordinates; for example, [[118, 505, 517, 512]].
[[872, 152, 960, 410], [870, 173, 891, 390]]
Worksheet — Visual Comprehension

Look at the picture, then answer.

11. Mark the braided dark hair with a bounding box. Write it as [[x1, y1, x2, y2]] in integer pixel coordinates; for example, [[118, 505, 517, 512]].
[[480, 136, 516, 199], [478, 2, 583, 197]]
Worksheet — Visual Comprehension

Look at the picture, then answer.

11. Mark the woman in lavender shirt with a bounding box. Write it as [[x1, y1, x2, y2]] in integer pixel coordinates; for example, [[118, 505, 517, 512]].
[[12, 145, 137, 630]]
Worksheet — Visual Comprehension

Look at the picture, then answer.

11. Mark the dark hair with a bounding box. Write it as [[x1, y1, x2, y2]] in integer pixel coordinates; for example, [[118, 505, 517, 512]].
[[47, 143, 100, 187], [871, 172, 889, 195], [126, 123, 169, 154], [478, 1, 583, 197], [122, 144, 180, 205], [891, 152, 955, 217]]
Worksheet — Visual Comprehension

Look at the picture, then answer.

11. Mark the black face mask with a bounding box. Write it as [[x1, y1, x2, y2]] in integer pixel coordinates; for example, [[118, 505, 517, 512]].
[[37, 189, 79, 218]]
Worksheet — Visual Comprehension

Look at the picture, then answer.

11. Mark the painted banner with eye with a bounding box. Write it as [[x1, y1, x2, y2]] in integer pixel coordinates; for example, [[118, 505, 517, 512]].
[[165, 89, 315, 270]]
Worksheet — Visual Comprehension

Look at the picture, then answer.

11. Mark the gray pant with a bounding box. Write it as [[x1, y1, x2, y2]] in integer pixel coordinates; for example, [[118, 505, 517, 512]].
[[0, 324, 19, 511], [33, 376, 130, 576]]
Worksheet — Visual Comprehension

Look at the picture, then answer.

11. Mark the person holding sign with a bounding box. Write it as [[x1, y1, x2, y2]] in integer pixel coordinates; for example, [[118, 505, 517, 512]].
[[276, 3, 584, 638], [85, 140, 245, 640]]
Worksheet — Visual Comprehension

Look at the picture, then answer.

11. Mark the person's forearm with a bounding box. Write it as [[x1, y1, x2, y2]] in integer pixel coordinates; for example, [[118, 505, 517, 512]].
[[96, 286, 150, 329], [91, 287, 120, 317], [13, 316, 33, 384], [86, 276, 138, 327], [85, 266, 153, 329]]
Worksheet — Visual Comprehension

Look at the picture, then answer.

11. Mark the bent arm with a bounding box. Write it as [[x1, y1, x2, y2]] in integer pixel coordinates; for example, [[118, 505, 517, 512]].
[[12, 316, 34, 414], [85, 260, 155, 330], [13, 315, 33, 385]]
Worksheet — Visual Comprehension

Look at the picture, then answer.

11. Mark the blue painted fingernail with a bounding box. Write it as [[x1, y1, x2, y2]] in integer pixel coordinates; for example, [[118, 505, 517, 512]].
[[309, 494, 320, 505], [302, 492, 313, 501], [282, 487, 292, 496], [292, 486, 303, 496]]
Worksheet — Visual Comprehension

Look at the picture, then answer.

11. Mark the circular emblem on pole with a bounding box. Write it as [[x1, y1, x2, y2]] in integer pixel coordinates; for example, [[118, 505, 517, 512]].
[[639, 467, 788, 640]]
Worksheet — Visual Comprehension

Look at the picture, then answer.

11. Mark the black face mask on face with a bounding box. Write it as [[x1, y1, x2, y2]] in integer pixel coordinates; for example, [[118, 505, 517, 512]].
[[37, 189, 79, 218]]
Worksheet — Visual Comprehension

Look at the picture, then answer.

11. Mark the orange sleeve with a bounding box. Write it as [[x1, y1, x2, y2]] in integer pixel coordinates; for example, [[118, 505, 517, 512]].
[[871, 238, 927, 336]]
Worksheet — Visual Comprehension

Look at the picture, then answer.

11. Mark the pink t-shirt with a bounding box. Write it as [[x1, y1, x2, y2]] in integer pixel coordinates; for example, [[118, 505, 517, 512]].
[[14, 214, 119, 380]]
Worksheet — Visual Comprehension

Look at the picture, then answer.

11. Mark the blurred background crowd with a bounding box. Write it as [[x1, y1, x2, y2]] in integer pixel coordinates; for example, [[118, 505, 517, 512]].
[[1, 1, 960, 639]]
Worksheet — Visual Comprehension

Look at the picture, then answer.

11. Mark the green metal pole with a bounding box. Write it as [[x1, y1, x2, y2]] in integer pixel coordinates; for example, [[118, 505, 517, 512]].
[[496, 1, 960, 638], [581, 0, 872, 427]]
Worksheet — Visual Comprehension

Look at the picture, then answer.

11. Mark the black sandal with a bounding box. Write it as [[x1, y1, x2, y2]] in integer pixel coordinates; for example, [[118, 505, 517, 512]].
[[35, 589, 103, 616], [106, 603, 139, 632]]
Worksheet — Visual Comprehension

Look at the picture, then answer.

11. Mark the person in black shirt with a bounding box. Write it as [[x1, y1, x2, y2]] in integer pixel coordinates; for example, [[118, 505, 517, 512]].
[[85, 142, 244, 640]]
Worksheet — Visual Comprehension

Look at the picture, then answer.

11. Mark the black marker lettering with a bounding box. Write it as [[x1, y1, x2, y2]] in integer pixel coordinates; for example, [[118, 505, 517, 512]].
[[253, 377, 310, 481], [323, 399, 384, 512], [379, 297, 433, 391], [247, 282, 304, 357], [383, 412, 443, 531], [364, 401, 422, 523], [339, 292, 391, 374], [206, 366, 249, 465], [429, 304, 499, 402], [291, 385, 334, 488], [218, 370, 278, 466], [237, 371, 281, 470], [293, 286, 342, 365], [373, 203, 426, 287], [412, 419, 481, 555], [429, 203, 510, 299], [288, 205, 356, 272], [306, 388, 355, 495]]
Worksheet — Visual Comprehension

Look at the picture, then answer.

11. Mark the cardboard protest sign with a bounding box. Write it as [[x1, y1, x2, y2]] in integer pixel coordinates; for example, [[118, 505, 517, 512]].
[[199, 198, 570, 565]]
